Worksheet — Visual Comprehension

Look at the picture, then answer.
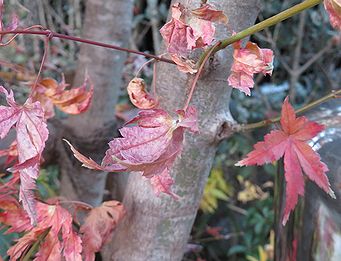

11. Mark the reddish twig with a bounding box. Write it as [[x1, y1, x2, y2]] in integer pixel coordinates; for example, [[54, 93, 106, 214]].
[[31, 33, 52, 92], [0, 29, 175, 64]]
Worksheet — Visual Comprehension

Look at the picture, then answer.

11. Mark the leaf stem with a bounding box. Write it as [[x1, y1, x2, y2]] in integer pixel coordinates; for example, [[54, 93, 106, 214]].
[[0, 29, 175, 64], [183, 42, 221, 111], [238, 89, 341, 132], [32, 35, 50, 91], [22, 228, 50, 261], [198, 0, 323, 65]]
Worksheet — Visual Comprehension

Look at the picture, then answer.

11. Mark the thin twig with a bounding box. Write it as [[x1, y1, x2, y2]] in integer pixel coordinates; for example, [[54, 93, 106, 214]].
[[0, 29, 175, 64], [236, 89, 341, 132], [198, 0, 323, 65], [32, 35, 50, 91], [289, 11, 307, 100]]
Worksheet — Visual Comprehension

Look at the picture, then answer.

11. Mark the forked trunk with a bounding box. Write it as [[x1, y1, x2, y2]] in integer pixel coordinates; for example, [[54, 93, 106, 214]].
[[104, 1, 261, 260]]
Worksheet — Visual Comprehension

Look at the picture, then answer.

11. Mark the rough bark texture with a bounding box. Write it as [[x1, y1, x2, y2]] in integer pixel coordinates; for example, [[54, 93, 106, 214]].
[[58, 0, 134, 206], [105, 1, 261, 260], [275, 100, 341, 261]]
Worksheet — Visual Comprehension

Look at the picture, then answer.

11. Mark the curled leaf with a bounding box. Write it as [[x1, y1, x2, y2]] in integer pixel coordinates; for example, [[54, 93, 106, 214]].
[[324, 0, 341, 30], [191, 4, 228, 23], [171, 54, 198, 74], [80, 201, 125, 261], [33, 75, 94, 118], [127, 78, 158, 109], [228, 41, 274, 95], [160, 3, 226, 55]]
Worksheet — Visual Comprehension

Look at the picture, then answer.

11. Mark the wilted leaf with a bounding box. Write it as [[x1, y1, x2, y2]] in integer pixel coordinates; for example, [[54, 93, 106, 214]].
[[191, 4, 228, 23], [170, 54, 197, 74], [80, 201, 125, 261], [160, 3, 226, 56], [228, 41, 274, 96], [33, 75, 94, 118], [127, 77, 158, 109], [324, 0, 341, 30]]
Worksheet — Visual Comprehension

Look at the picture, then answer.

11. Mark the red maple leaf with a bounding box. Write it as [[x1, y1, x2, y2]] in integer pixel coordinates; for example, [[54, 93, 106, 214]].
[[66, 106, 198, 198], [0, 86, 49, 223], [80, 201, 125, 261], [236, 97, 335, 225]]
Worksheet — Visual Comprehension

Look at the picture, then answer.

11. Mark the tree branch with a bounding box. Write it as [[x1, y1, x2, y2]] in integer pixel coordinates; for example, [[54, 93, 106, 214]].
[[0, 29, 175, 64], [199, 0, 323, 65], [235, 89, 341, 132]]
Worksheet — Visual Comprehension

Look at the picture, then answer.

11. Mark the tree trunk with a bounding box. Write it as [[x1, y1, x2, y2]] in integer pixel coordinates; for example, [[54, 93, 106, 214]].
[[275, 100, 341, 261], [105, 1, 261, 260], [58, 0, 134, 206]]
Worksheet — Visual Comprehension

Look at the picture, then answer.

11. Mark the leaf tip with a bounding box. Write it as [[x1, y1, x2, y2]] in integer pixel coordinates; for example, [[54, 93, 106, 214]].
[[329, 188, 336, 199], [234, 161, 243, 167]]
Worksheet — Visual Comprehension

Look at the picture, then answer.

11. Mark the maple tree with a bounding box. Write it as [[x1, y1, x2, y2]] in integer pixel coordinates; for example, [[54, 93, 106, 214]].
[[0, 0, 340, 260]]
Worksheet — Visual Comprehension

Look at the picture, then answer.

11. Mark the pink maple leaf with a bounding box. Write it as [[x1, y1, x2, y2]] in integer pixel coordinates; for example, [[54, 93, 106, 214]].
[[228, 41, 274, 96], [324, 0, 341, 30], [160, 3, 227, 56], [0, 86, 48, 223], [236, 97, 335, 225], [66, 106, 198, 197], [80, 201, 125, 261]]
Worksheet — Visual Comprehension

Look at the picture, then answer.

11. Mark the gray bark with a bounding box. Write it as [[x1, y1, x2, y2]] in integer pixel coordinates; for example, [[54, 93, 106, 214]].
[[58, 0, 134, 206], [105, 1, 261, 260]]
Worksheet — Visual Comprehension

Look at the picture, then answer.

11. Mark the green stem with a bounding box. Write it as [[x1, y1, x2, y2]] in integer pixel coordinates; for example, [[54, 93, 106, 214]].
[[199, 0, 322, 65], [239, 89, 341, 131], [22, 228, 50, 261]]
